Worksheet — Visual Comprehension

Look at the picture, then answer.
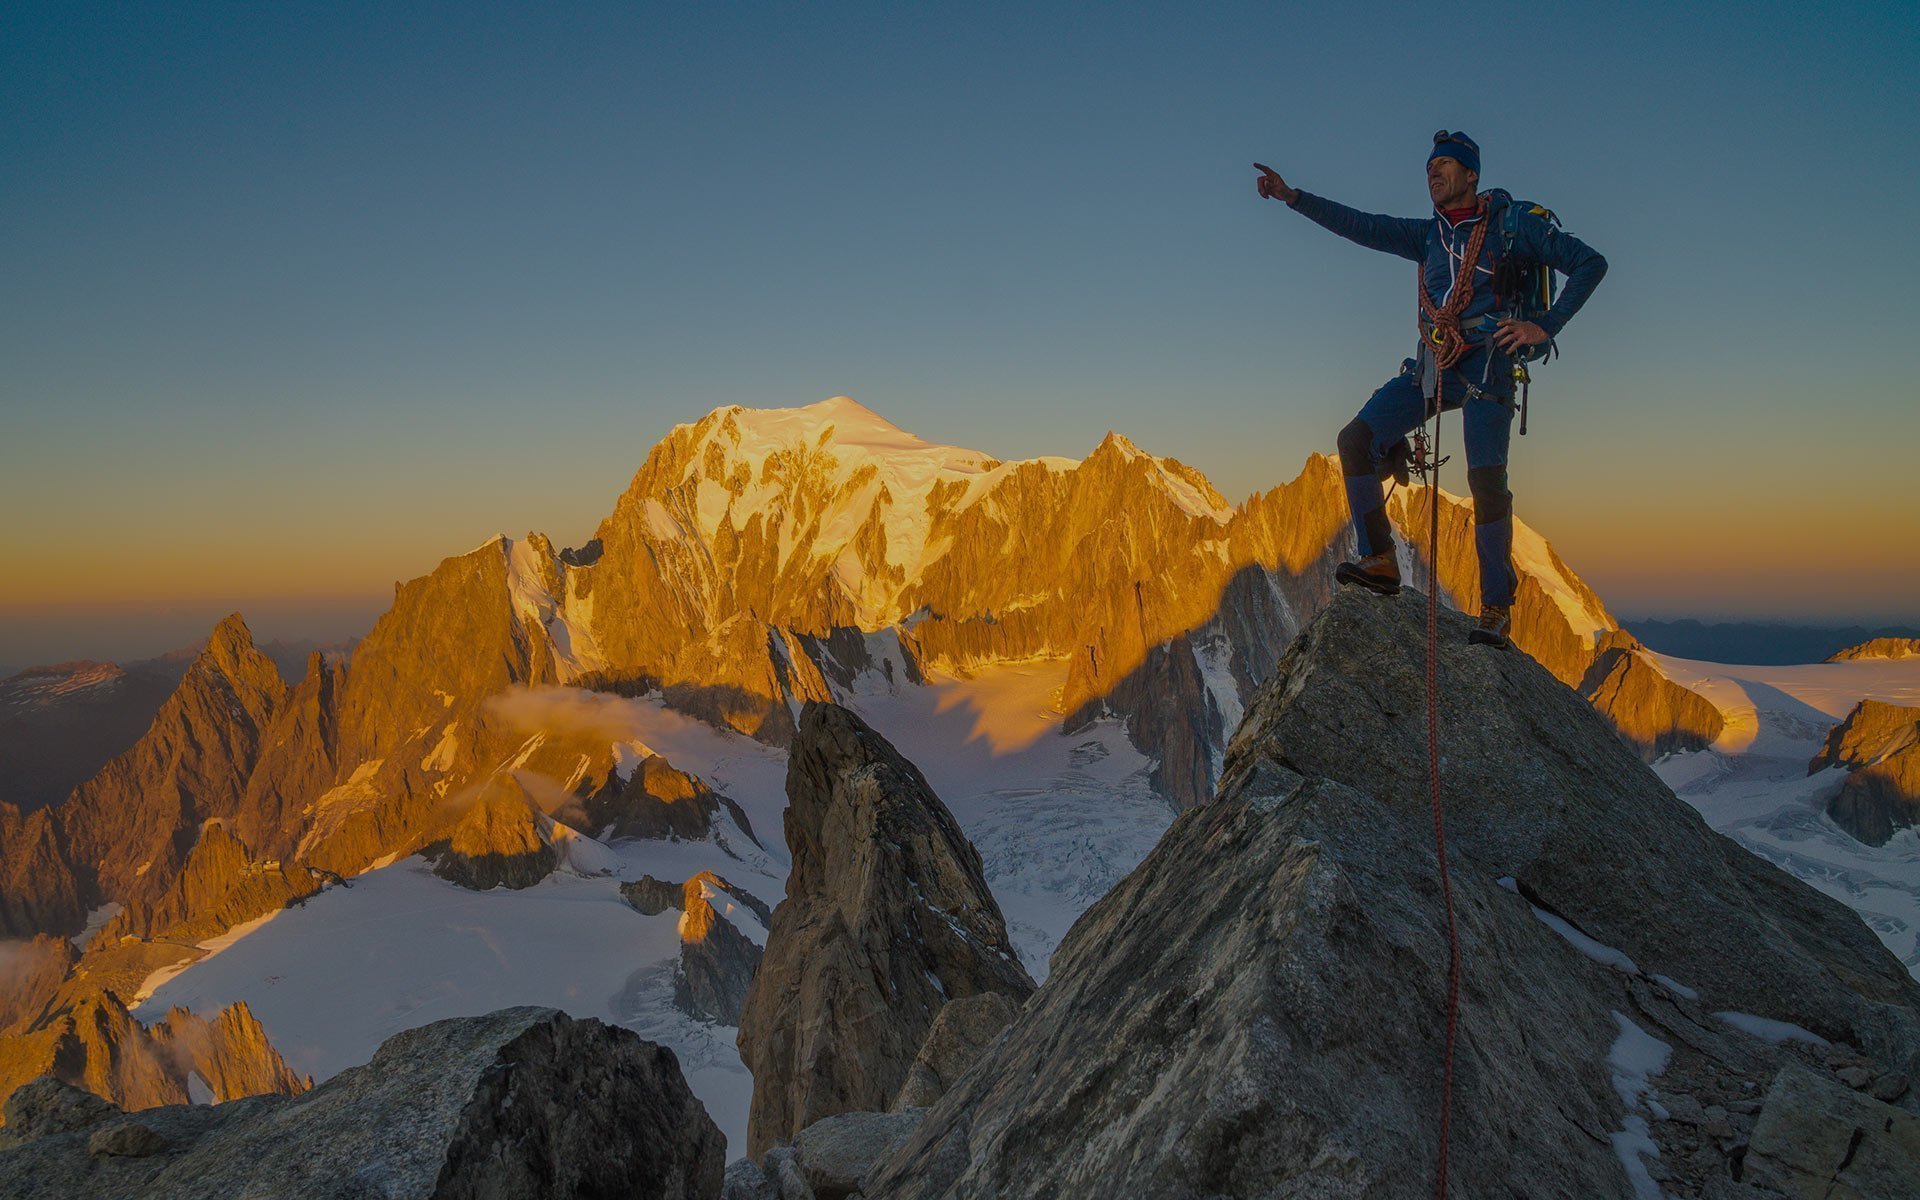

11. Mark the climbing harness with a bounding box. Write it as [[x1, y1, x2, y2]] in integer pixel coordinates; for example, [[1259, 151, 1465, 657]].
[[1425, 193, 1567, 436], [1410, 392, 1464, 1200], [1416, 196, 1492, 371]]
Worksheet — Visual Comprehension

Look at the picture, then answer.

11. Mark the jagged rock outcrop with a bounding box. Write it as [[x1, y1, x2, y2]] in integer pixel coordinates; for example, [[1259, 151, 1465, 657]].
[[622, 873, 685, 915], [864, 590, 1920, 1200], [1582, 641, 1728, 760], [1224, 591, 1920, 1059], [1813, 700, 1920, 772], [0, 1007, 725, 1199], [106, 820, 320, 941], [56, 614, 288, 921], [1829, 637, 1920, 662], [0, 803, 84, 938], [579, 751, 727, 841], [1811, 699, 1920, 846], [230, 649, 344, 861], [737, 702, 1034, 1158], [629, 864, 771, 921], [421, 776, 557, 890], [0, 992, 304, 1123], [676, 873, 765, 1025], [0, 935, 76, 1035]]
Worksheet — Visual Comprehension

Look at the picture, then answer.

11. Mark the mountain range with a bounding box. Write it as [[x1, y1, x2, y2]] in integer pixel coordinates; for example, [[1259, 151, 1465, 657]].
[[1, 395, 1913, 1157]]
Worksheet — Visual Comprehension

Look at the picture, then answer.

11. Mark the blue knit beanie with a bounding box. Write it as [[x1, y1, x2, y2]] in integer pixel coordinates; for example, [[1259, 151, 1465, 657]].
[[1428, 131, 1480, 176]]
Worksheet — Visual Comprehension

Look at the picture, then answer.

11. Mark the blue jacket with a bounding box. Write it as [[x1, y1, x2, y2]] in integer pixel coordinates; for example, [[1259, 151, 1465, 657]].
[[1290, 187, 1607, 387]]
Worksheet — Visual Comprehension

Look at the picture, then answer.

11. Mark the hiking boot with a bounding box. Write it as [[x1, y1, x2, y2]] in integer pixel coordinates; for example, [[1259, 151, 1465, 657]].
[[1469, 604, 1512, 647], [1336, 551, 1402, 596]]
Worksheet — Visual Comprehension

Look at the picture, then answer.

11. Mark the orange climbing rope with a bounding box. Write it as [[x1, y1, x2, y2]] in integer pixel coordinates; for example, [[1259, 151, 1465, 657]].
[[1412, 392, 1464, 1200], [1417, 196, 1493, 371]]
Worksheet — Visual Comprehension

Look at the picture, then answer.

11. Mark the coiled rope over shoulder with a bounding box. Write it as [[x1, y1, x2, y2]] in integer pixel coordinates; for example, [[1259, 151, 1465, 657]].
[[1417, 197, 1493, 371]]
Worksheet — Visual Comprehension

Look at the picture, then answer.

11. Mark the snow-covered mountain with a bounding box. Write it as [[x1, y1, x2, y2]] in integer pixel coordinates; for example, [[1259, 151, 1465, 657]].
[[2, 394, 1839, 1158]]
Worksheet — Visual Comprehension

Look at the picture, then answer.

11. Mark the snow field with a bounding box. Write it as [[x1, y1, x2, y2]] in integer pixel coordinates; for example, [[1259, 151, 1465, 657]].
[[1650, 655, 1920, 974]]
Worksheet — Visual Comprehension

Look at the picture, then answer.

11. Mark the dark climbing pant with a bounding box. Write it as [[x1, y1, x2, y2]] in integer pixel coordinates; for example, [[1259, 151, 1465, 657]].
[[1335, 363, 1518, 608]]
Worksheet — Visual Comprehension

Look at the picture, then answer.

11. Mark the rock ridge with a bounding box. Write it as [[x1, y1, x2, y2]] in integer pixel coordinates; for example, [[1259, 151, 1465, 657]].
[[861, 588, 1920, 1199], [737, 701, 1034, 1158]]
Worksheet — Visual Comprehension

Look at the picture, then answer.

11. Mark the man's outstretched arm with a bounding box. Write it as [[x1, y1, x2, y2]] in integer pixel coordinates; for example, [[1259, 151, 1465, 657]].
[[1256, 164, 1426, 263]]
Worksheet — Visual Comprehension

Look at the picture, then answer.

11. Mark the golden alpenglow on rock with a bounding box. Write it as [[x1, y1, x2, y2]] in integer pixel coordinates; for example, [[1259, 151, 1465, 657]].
[[1, 397, 1848, 1170]]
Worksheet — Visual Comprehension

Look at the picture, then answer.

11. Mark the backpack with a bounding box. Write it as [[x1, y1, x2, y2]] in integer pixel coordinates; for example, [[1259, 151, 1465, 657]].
[[1492, 197, 1560, 366]]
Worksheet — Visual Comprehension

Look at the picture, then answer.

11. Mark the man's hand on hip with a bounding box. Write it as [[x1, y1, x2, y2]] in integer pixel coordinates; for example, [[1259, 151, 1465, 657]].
[[1254, 163, 1299, 204], [1494, 318, 1548, 352]]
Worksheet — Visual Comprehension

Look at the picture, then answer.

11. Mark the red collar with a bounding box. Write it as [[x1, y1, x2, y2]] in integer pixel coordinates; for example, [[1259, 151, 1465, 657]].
[[1439, 204, 1480, 223]]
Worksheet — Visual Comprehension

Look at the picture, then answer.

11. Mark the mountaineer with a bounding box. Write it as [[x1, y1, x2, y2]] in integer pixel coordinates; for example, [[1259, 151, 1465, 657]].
[[1256, 131, 1607, 646]]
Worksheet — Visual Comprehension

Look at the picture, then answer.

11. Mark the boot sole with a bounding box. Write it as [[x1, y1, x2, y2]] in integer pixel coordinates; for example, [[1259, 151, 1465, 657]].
[[1336, 562, 1402, 597]]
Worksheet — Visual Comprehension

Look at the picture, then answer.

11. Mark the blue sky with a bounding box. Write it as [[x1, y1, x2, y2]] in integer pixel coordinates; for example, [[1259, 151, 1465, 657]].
[[3, 0, 1916, 667]]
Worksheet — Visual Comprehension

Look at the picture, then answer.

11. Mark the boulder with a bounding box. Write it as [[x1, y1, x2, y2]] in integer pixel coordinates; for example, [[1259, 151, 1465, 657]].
[[87, 1121, 167, 1157], [1746, 1064, 1920, 1199], [0, 1077, 116, 1148], [791, 1108, 922, 1199], [862, 590, 1920, 1200], [737, 702, 1033, 1158], [891, 993, 1020, 1111], [721, 1156, 781, 1200], [0, 1006, 725, 1199]]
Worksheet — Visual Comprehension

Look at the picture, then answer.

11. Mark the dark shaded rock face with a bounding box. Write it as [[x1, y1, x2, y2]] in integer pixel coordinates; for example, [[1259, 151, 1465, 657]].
[[620, 871, 769, 1025], [864, 590, 1920, 1200], [0, 1007, 725, 1199], [581, 752, 725, 841], [622, 873, 685, 915], [737, 702, 1034, 1159], [676, 874, 764, 1026], [1811, 699, 1920, 846], [0, 1077, 116, 1148]]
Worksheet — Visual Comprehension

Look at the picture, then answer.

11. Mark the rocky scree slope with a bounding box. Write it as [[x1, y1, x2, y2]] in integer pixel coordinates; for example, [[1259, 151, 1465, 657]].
[[859, 589, 1920, 1200]]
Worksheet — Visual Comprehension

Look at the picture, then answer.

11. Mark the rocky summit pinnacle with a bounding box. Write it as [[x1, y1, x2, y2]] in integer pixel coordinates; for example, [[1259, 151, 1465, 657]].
[[737, 701, 1034, 1159], [863, 588, 1920, 1200]]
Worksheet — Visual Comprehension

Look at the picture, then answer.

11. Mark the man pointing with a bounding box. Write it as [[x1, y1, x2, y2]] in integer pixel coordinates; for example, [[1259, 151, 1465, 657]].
[[1257, 132, 1607, 645]]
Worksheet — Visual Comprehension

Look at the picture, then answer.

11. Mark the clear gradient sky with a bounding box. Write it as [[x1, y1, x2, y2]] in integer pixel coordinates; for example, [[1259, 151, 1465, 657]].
[[3, 1, 1916, 670]]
